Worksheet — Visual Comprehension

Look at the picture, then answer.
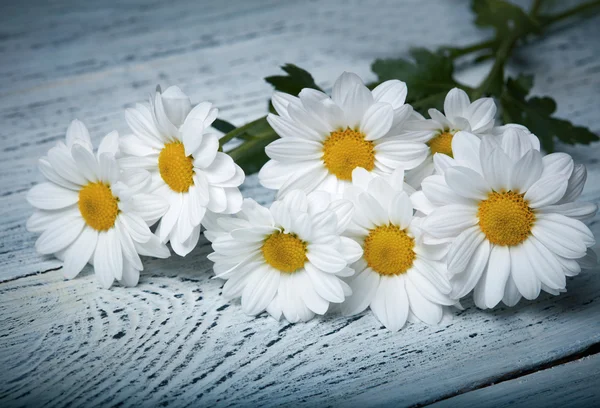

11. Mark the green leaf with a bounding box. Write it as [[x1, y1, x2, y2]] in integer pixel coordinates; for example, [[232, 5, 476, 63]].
[[472, 0, 541, 37], [225, 117, 278, 174], [212, 118, 236, 134], [501, 75, 599, 152], [265, 64, 323, 96], [371, 48, 460, 114]]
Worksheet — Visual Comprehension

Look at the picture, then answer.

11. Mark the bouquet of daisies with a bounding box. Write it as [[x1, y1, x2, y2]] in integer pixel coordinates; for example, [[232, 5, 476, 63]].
[[26, 72, 597, 331]]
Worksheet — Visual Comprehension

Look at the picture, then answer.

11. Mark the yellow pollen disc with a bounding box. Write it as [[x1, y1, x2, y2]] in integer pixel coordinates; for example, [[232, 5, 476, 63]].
[[78, 182, 119, 231], [364, 224, 416, 276], [158, 142, 194, 193], [428, 131, 454, 157], [477, 191, 535, 246], [322, 127, 375, 181], [262, 232, 307, 273]]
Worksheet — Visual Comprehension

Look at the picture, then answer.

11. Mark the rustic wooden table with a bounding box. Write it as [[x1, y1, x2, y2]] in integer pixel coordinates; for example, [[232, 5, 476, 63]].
[[1, 0, 599, 407]]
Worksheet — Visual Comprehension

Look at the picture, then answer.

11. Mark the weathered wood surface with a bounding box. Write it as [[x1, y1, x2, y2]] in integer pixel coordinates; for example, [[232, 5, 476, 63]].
[[1, 0, 599, 406], [431, 354, 600, 408]]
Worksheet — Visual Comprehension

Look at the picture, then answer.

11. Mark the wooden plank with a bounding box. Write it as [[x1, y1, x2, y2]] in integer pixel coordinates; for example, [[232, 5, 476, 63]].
[[0, 247, 599, 407], [1, 0, 600, 406], [2, 0, 599, 282], [431, 354, 600, 408]]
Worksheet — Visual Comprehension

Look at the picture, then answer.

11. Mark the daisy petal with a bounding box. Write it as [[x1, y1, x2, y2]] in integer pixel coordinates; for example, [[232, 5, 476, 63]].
[[63, 227, 97, 279], [27, 183, 79, 210], [35, 215, 85, 254], [445, 166, 490, 200], [241, 266, 280, 316]]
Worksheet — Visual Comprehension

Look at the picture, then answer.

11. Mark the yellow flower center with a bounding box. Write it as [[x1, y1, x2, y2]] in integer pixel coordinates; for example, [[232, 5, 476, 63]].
[[322, 127, 375, 181], [364, 224, 416, 276], [428, 131, 454, 157], [262, 231, 307, 273], [78, 182, 119, 231], [477, 191, 535, 246], [158, 141, 194, 192]]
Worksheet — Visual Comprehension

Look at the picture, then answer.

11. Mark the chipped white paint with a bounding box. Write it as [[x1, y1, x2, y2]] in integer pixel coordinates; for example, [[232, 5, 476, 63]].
[[1, 0, 599, 406]]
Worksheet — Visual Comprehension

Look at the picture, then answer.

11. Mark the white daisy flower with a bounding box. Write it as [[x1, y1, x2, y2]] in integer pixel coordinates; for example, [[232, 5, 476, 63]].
[[259, 72, 429, 198], [403, 88, 497, 188], [341, 168, 455, 332], [120, 86, 244, 256], [207, 191, 363, 323], [26, 120, 170, 288], [413, 129, 597, 308]]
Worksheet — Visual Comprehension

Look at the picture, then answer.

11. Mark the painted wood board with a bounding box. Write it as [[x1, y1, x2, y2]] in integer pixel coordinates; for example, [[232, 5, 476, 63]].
[[1, 0, 600, 406], [432, 354, 600, 408]]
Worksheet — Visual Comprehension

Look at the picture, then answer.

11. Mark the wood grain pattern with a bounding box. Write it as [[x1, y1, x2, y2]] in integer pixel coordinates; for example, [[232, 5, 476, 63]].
[[1, 0, 599, 406], [432, 354, 600, 407]]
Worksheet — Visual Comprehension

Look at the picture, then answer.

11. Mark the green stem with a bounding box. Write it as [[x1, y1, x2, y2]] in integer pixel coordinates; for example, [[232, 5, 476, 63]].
[[540, 0, 600, 24], [219, 117, 267, 148], [447, 0, 600, 61]]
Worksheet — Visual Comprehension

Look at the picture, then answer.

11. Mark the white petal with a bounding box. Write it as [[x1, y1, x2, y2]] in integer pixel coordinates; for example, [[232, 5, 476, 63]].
[[35, 215, 85, 255], [446, 226, 486, 275], [541, 153, 574, 179], [502, 275, 522, 307], [388, 192, 413, 230], [242, 199, 274, 226], [332, 72, 365, 106], [207, 186, 227, 213], [342, 268, 380, 315], [451, 131, 481, 173], [159, 193, 182, 242], [372, 80, 407, 108], [445, 166, 490, 200], [47, 146, 87, 185], [38, 158, 80, 190], [192, 133, 219, 168], [62, 227, 97, 279], [481, 245, 511, 308], [265, 138, 322, 162], [71, 144, 99, 182], [170, 225, 200, 256], [125, 106, 165, 147], [525, 237, 566, 290], [464, 98, 496, 133], [119, 260, 140, 287], [98, 153, 120, 185], [161, 86, 192, 127], [450, 239, 490, 299], [305, 263, 345, 302], [406, 278, 443, 325], [539, 202, 597, 221], [298, 271, 330, 315], [559, 163, 586, 203], [27, 183, 79, 210], [361, 102, 393, 141], [116, 219, 143, 270], [444, 88, 470, 120], [510, 149, 543, 192], [65, 119, 93, 150], [94, 229, 122, 288], [130, 194, 169, 224], [203, 152, 237, 184], [421, 205, 477, 239], [241, 266, 280, 316], [524, 175, 569, 208], [370, 276, 409, 332], [481, 148, 512, 191], [134, 234, 170, 258], [97, 130, 120, 157], [509, 243, 540, 300], [306, 245, 346, 273]]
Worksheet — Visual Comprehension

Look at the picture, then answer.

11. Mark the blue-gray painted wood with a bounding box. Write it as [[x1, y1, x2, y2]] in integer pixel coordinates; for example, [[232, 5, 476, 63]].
[[432, 354, 600, 408], [1, 0, 599, 407]]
